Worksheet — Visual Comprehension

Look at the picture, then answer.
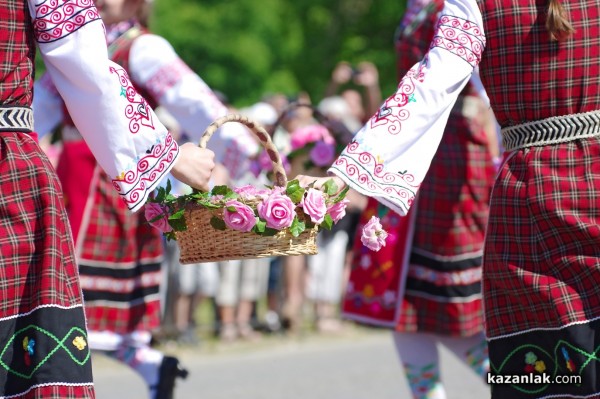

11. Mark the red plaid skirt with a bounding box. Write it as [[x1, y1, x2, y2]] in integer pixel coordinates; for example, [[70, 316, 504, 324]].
[[485, 136, 600, 398], [0, 132, 94, 398], [57, 141, 163, 335], [342, 96, 496, 337]]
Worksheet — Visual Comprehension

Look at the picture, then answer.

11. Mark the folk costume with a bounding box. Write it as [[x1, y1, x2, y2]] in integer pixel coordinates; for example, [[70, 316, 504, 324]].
[[340, 0, 495, 397], [0, 0, 182, 397], [330, 0, 600, 398], [33, 18, 257, 399]]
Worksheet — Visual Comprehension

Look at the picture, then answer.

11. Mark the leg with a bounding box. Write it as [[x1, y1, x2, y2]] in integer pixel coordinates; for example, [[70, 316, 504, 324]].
[[216, 260, 242, 342], [438, 332, 489, 380], [89, 330, 188, 399], [282, 255, 307, 333], [392, 331, 447, 399]]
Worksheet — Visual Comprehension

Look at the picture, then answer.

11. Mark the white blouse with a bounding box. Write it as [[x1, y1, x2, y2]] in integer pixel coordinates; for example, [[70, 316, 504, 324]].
[[31, 0, 257, 211], [328, 0, 485, 216]]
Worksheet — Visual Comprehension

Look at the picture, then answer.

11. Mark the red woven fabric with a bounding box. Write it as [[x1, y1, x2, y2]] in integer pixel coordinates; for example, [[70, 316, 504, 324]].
[[479, 0, 600, 127]]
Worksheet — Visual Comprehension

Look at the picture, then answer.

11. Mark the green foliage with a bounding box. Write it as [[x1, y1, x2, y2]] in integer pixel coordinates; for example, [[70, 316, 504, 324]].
[[152, 0, 406, 107]]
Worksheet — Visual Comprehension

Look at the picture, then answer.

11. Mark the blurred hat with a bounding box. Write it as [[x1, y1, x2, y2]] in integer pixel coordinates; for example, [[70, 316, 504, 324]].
[[240, 102, 278, 126]]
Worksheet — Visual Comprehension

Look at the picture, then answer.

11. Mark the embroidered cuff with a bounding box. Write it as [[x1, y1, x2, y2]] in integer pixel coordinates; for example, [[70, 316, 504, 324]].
[[111, 133, 180, 212], [328, 145, 420, 216]]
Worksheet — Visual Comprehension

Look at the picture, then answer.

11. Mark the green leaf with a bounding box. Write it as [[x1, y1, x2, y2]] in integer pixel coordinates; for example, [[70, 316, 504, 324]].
[[254, 219, 266, 233], [332, 185, 350, 203], [226, 206, 238, 213], [147, 213, 166, 224], [286, 179, 305, 204], [210, 216, 227, 231], [323, 179, 338, 196], [168, 217, 187, 232], [168, 208, 186, 220], [154, 186, 166, 203], [166, 179, 172, 195], [289, 217, 306, 237], [197, 200, 222, 209], [262, 227, 279, 236], [321, 214, 333, 230], [211, 185, 233, 196]]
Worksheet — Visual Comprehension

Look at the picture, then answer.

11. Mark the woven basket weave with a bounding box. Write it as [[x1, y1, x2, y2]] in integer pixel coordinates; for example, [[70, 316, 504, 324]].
[[175, 114, 318, 264]]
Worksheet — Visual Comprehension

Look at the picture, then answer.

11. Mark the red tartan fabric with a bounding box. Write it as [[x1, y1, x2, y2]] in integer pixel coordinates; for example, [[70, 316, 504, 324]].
[[478, 0, 600, 127], [77, 169, 163, 334], [0, 0, 35, 107], [484, 136, 600, 338], [343, 98, 495, 337], [0, 133, 81, 316], [0, 132, 94, 398]]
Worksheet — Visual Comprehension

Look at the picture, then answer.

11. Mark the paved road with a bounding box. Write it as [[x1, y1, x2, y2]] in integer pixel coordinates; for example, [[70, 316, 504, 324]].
[[92, 330, 490, 399]]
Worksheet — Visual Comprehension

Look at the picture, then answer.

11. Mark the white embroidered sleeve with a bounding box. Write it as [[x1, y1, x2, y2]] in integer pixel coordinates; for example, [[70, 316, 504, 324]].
[[129, 34, 259, 180], [29, 0, 179, 212], [32, 73, 63, 139], [328, 0, 485, 216]]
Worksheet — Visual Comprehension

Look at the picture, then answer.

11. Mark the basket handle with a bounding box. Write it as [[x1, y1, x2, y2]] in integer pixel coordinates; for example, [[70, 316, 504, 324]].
[[199, 114, 287, 187]]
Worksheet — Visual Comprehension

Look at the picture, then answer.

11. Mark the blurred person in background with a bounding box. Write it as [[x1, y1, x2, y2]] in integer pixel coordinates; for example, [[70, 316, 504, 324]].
[[33, 0, 257, 397], [325, 61, 383, 125]]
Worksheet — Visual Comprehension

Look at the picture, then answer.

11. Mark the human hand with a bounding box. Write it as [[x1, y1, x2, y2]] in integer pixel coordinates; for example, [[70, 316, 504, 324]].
[[295, 174, 348, 195], [353, 62, 379, 87], [170, 142, 215, 192], [331, 62, 353, 85]]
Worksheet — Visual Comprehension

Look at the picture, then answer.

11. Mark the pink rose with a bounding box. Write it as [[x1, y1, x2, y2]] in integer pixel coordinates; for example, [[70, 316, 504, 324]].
[[257, 191, 295, 229], [309, 141, 336, 167], [223, 200, 257, 232], [361, 216, 388, 252], [300, 188, 327, 224], [145, 202, 172, 233], [327, 199, 350, 223], [234, 185, 259, 199]]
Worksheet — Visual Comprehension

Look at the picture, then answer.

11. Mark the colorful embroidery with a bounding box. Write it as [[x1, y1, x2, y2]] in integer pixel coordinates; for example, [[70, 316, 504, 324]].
[[22, 337, 35, 366], [561, 347, 577, 373], [491, 341, 591, 395], [34, 0, 101, 43], [110, 66, 155, 134], [466, 339, 489, 378], [1, 326, 90, 379], [370, 60, 426, 135], [331, 140, 420, 214], [145, 58, 193, 101], [72, 336, 87, 351], [112, 133, 179, 209], [430, 15, 485, 67], [404, 363, 442, 399]]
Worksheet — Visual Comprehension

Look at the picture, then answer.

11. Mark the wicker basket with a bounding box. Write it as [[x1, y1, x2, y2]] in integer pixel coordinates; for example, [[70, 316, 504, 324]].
[[175, 114, 318, 264]]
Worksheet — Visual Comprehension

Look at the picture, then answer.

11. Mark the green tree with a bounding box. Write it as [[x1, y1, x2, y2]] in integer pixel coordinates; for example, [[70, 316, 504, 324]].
[[152, 0, 406, 107]]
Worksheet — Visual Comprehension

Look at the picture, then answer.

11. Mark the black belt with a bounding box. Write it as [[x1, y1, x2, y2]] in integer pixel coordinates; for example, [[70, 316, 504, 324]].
[[0, 105, 34, 132]]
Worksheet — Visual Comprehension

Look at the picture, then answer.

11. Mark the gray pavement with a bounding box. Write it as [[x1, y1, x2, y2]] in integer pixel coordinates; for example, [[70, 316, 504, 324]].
[[92, 329, 490, 399]]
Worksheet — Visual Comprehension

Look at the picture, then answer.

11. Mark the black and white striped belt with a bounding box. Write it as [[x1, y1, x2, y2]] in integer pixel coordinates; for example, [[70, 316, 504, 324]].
[[0, 105, 34, 133], [502, 110, 600, 152]]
